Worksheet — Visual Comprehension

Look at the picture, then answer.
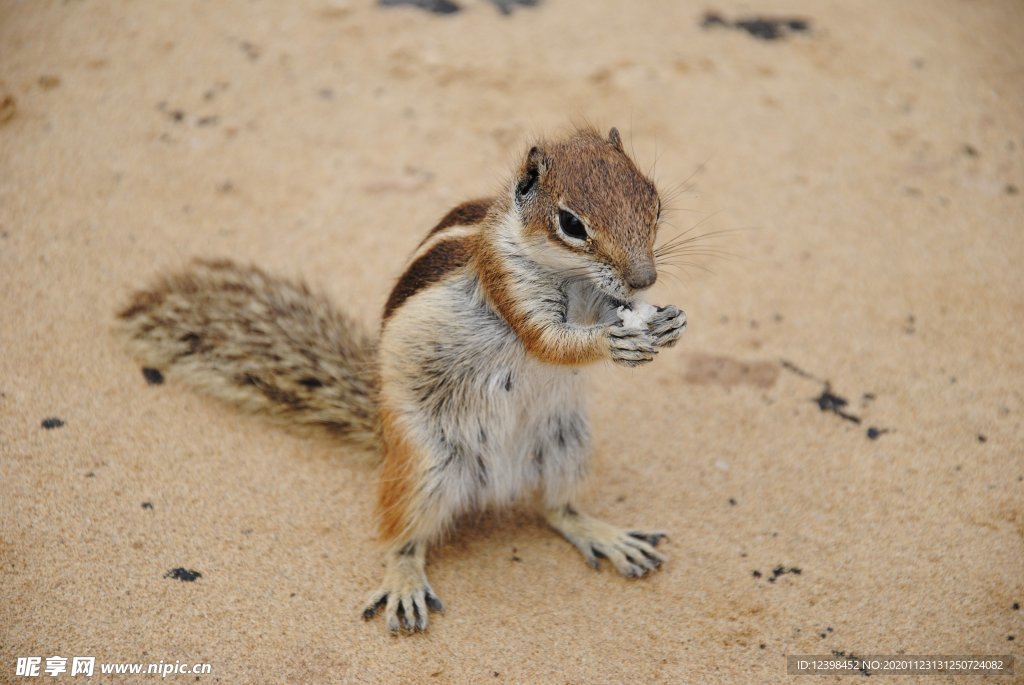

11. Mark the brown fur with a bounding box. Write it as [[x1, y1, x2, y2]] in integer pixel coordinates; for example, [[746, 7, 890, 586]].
[[376, 406, 417, 541], [419, 197, 493, 245], [516, 128, 660, 283], [475, 233, 606, 367], [383, 236, 475, 321], [468, 127, 663, 366]]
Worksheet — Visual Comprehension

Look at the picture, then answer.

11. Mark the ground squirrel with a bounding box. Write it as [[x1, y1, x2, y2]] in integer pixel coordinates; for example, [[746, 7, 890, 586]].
[[118, 126, 687, 633]]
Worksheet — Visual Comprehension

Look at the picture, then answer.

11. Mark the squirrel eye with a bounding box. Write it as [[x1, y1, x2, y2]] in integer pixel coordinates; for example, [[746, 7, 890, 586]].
[[558, 209, 588, 240]]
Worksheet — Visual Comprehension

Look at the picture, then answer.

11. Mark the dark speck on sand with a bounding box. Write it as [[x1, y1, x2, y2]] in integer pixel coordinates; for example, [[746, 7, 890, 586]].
[[164, 568, 202, 582]]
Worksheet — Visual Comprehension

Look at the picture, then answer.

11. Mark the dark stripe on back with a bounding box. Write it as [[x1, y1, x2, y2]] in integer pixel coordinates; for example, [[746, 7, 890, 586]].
[[383, 237, 473, 321], [421, 198, 493, 243]]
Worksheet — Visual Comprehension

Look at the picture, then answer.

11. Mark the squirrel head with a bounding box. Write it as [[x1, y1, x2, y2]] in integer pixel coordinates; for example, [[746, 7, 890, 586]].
[[511, 126, 661, 302]]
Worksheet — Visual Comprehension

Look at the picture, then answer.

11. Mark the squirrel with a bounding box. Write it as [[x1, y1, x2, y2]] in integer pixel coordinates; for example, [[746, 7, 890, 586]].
[[117, 126, 687, 633]]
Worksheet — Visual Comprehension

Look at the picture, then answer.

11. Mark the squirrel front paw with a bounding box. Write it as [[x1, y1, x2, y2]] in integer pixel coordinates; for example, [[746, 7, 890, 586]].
[[607, 323, 659, 367], [607, 303, 686, 366], [646, 305, 687, 349]]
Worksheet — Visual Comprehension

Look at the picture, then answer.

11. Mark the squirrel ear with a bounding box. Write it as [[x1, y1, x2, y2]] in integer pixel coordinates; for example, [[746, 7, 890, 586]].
[[608, 127, 623, 151], [516, 145, 546, 199]]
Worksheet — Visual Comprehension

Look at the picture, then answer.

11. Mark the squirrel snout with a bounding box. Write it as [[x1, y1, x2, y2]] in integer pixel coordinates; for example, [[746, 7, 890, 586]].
[[624, 262, 657, 291]]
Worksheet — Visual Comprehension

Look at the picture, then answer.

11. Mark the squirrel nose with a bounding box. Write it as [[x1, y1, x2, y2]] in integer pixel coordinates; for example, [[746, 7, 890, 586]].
[[625, 262, 657, 291]]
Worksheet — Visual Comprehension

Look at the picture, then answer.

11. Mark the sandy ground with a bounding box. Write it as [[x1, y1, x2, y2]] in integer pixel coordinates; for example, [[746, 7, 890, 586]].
[[2, 0, 1022, 683]]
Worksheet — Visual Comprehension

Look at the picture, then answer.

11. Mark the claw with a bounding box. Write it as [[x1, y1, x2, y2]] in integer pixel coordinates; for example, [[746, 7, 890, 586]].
[[398, 601, 412, 631], [628, 531, 667, 546], [386, 614, 401, 633], [623, 536, 665, 562], [362, 594, 387, 620], [425, 590, 445, 613], [639, 547, 664, 566]]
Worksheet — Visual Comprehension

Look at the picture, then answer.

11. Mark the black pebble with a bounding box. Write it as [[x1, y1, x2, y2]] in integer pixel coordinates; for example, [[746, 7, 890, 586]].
[[816, 389, 847, 412], [41, 417, 65, 429], [728, 497, 737, 506], [490, 0, 538, 14], [378, 0, 461, 14], [700, 12, 809, 41], [164, 568, 202, 582], [752, 570, 762, 578], [977, 434, 987, 443], [142, 367, 164, 385], [142, 502, 154, 510], [1013, 602, 1020, 611], [766, 565, 802, 582], [735, 19, 783, 41], [866, 427, 889, 440], [814, 386, 861, 424]]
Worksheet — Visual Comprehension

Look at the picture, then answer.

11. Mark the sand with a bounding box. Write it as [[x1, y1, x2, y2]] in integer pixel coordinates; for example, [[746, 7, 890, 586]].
[[2, 1, 1022, 683]]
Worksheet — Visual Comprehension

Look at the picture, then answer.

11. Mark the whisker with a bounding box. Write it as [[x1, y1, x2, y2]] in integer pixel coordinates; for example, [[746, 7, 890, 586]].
[[656, 270, 686, 287], [656, 211, 723, 243], [658, 205, 702, 216], [655, 226, 750, 253], [659, 158, 710, 202], [655, 248, 741, 261], [649, 139, 663, 182], [656, 260, 716, 274], [654, 240, 743, 255]]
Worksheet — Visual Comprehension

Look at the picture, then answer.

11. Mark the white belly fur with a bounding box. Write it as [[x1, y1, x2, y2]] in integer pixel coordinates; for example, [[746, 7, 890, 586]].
[[379, 272, 589, 517]]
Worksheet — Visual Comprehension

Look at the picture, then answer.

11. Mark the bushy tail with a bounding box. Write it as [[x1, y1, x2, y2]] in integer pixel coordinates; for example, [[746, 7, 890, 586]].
[[117, 259, 380, 450]]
